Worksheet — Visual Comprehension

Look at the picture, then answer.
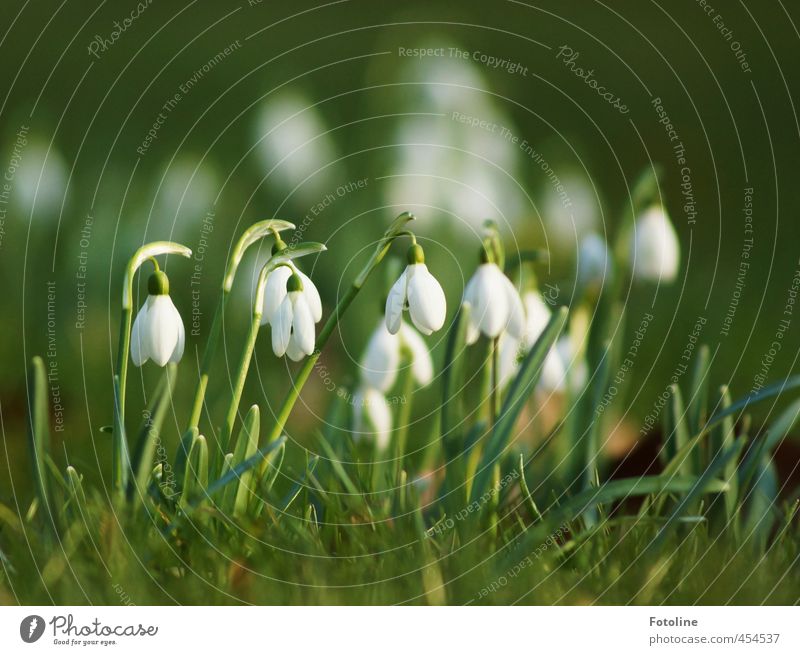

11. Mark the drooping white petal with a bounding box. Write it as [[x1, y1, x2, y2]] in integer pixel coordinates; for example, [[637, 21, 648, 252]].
[[539, 349, 567, 392], [384, 269, 407, 335], [399, 322, 433, 386], [406, 264, 446, 335], [353, 386, 392, 452], [360, 321, 400, 392], [271, 294, 293, 357], [631, 206, 680, 283], [146, 295, 181, 366], [290, 293, 316, 357], [130, 299, 150, 366], [285, 337, 306, 362], [261, 265, 292, 326], [501, 275, 525, 340], [169, 299, 185, 363], [467, 264, 509, 339], [297, 269, 322, 323], [521, 292, 552, 345]]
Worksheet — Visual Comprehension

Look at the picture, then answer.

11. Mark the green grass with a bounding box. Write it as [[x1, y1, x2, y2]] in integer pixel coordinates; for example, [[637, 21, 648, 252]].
[[2, 210, 799, 606]]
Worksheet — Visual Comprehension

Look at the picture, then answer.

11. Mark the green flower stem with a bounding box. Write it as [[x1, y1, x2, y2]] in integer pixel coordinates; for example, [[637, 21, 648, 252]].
[[259, 212, 416, 471], [186, 219, 295, 433], [216, 241, 329, 467], [113, 241, 191, 494]]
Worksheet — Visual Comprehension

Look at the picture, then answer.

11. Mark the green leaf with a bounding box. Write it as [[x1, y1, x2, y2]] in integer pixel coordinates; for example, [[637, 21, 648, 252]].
[[65, 466, 87, 517], [173, 426, 198, 492], [232, 406, 260, 517], [441, 303, 472, 508], [199, 436, 288, 504], [499, 474, 727, 571], [743, 455, 778, 552], [663, 384, 691, 476], [470, 306, 568, 504], [738, 397, 800, 495], [26, 358, 53, 529], [647, 436, 746, 555], [687, 344, 711, 436], [180, 434, 208, 508], [706, 375, 800, 430], [279, 455, 319, 513]]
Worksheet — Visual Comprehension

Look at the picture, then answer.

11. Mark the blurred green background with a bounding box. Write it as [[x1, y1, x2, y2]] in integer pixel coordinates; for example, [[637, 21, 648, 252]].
[[2, 0, 799, 496]]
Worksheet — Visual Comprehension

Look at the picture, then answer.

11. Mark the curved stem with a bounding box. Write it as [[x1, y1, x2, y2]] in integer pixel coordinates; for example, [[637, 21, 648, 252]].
[[260, 212, 416, 472]]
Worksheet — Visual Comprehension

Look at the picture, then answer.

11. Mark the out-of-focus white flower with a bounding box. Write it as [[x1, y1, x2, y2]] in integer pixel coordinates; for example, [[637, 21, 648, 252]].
[[260, 264, 321, 326], [578, 233, 610, 287], [253, 92, 336, 196], [498, 291, 564, 390], [555, 335, 588, 392], [14, 139, 68, 218], [541, 172, 601, 254], [385, 244, 446, 336], [270, 271, 317, 361], [131, 271, 185, 367], [360, 319, 434, 393], [463, 261, 525, 345], [630, 205, 680, 283], [352, 386, 392, 452], [382, 51, 526, 230], [157, 157, 218, 237]]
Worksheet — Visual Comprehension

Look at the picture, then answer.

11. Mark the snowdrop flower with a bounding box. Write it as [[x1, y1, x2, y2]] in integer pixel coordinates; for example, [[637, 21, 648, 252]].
[[352, 386, 392, 452], [630, 205, 680, 283], [498, 291, 564, 390], [130, 270, 185, 367], [385, 244, 446, 336], [260, 264, 322, 327], [554, 335, 588, 392], [359, 319, 434, 393], [463, 256, 525, 345], [270, 271, 318, 361], [577, 233, 609, 287]]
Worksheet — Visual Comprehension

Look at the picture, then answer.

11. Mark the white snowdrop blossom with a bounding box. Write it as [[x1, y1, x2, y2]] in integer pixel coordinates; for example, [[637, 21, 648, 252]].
[[352, 386, 392, 452], [498, 291, 564, 390], [359, 319, 434, 393], [630, 205, 680, 283], [578, 233, 609, 287], [260, 264, 322, 327], [463, 260, 525, 345], [130, 270, 185, 367], [270, 272, 318, 361], [385, 244, 446, 336]]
